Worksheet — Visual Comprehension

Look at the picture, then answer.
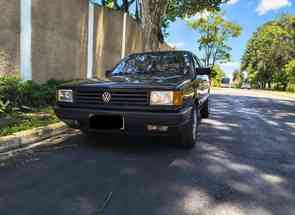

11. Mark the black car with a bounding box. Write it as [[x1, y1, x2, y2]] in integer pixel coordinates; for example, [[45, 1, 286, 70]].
[[54, 51, 211, 148]]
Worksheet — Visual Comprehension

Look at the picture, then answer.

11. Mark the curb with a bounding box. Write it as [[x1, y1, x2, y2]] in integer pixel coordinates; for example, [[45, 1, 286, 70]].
[[0, 122, 69, 153]]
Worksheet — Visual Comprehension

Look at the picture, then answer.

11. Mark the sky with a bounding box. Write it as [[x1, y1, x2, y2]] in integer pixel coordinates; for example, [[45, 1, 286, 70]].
[[166, 0, 295, 78]]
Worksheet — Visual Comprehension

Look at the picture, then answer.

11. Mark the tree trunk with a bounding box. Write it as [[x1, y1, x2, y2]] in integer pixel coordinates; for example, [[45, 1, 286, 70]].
[[282, 83, 288, 91], [267, 81, 270, 89], [141, 0, 168, 51], [122, 0, 129, 13]]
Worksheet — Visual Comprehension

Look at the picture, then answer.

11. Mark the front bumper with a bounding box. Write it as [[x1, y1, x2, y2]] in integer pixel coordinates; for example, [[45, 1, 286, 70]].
[[54, 106, 192, 136]]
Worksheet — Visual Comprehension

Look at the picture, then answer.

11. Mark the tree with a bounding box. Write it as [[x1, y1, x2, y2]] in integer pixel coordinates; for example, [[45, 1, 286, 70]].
[[94, 0, 136, 15], [285, 60, 295, 92], [242, 14, 295, 90], [187, 11, 242, 68], [232, 70, 244, 88], [101, 0, 112, 6], [211, 65, 225, 87], [141, 0, 228, 50], [96, 0, 228, 50]]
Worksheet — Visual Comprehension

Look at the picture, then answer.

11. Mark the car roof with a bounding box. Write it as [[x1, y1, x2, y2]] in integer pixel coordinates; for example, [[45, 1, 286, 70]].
[[128, 50, 193, 57]]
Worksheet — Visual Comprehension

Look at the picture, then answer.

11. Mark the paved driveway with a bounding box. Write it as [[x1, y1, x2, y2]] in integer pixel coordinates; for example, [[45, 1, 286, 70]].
[[1, 89, 295, 215]]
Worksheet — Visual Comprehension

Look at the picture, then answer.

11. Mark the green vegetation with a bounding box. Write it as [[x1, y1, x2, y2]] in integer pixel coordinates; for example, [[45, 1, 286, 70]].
[[162, 0, 229, 40], [211, 65, 225, 87], [0, 107, 59, 137], [187, 11, 242, 68], [0, 76, 63, 116], [99, 0, 139, 18], [242, 14, 295, 92], [285, 60, 295, 92], [0, 76, 63, 136], [232, 70, 245, 88]]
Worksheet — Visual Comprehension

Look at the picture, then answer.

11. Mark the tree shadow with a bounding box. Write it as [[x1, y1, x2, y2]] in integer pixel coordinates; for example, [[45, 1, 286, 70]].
[[0, 92, 295, 215]]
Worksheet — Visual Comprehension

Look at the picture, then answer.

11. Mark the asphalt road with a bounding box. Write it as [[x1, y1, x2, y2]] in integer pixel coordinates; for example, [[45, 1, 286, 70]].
[[1, 89, 295, 215]]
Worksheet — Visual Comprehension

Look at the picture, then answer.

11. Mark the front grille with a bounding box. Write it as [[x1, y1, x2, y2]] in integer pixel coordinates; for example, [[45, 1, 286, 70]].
[[76, 88, 149, 107]]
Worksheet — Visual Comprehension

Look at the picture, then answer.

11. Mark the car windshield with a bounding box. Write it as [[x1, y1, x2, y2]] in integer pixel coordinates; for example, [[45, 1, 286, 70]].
[[111, 52, 192, 78]]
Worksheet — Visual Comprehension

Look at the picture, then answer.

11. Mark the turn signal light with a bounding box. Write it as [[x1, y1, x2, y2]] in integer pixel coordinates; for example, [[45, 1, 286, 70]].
[[173, 91, 183, 106]]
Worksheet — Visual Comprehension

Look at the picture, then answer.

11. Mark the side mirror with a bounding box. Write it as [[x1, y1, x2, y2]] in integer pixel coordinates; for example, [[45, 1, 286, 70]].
[[105, 70, 112, 77], [196, 68, 211, 76]]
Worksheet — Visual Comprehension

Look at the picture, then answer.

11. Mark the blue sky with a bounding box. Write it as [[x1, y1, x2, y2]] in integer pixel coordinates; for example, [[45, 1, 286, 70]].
[[166, 0, 295, 78]]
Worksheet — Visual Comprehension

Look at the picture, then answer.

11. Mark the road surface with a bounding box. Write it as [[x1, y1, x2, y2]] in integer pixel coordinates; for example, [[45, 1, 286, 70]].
[[1, 89, 295, 215]]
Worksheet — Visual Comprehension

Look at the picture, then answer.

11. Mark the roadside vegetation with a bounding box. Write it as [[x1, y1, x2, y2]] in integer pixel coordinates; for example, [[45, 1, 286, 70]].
[[211, 65, 225, 87], [232, 70, 245, 88], [0, 107, 59, 137], [242, 14, 295, 92], [0, 76, 63, 136], [186, 11, 241, 88], [187, 11, 242, 68]]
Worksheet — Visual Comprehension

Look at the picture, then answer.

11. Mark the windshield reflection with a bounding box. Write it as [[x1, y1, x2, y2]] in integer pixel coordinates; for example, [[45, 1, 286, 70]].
[[111, 52, 192, 78]]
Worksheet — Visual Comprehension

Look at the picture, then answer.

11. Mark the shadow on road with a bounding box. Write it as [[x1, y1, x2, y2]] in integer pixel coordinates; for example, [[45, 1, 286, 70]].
[[0, 92, 295, 215]]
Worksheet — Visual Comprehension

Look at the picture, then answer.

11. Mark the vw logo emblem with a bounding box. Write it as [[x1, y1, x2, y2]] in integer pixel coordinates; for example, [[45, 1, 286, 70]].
[[102, 92, 111, 103]]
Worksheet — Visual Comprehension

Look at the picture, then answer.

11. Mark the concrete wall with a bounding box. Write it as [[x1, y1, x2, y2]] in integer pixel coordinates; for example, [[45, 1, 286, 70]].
[[125, 15, 145, 54], [0, 1, 174, 82], [92, 6, 174, 78], [93, 6, 124, 78], [0, 0, 20, 76], [31, 0, 88, 83]]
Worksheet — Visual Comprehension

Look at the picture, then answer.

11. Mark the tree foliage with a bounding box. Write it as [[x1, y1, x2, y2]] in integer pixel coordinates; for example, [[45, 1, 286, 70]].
[[97, 0, 135, 10], [187, 12, 242, 68], [143, 0, 229, 50], [285, 59, 295, 92], [211, 64, 225, 87], [232, 70, 244, 88], [162, 0, 228, 37], [242, 14, 295, 91]]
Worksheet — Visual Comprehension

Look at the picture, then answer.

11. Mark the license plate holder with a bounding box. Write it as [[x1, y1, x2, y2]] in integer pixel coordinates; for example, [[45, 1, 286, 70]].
[[89, 114, 124, 130]]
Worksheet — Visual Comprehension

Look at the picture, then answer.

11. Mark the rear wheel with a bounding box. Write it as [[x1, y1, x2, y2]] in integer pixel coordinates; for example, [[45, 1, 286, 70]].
[[201, 99, 209, 119], [180, 105, 199, 149]]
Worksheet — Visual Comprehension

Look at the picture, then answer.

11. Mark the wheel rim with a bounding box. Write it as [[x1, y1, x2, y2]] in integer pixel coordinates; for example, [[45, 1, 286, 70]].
[[192, 108, 198, 141]]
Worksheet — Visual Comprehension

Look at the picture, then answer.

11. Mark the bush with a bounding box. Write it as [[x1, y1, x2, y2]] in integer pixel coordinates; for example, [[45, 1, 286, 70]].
[[0, 100, 10, 115], [0, 76, 20, 107], [0, 76, 64, 114], [287, 83, 295, 93]]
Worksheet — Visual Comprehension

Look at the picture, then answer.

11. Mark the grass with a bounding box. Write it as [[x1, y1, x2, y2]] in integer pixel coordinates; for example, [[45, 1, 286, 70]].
[[0, 107, 59, 137]]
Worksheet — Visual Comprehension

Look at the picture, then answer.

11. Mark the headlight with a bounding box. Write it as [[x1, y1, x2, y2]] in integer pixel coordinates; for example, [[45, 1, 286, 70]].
[[150, 91, 183, 106], [58, 89, 73, 103]]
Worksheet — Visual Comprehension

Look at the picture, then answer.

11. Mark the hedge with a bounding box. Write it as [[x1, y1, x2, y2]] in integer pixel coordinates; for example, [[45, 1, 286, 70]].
[[0, 76, 64, 115]]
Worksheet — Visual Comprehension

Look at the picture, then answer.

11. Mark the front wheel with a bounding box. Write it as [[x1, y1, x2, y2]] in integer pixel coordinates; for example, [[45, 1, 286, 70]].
[[201, 99, 209, 119], [180, 105, 199, 149]]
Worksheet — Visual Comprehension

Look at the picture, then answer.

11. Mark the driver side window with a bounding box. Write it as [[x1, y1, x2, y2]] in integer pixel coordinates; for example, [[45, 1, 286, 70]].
[[192, 56, 201, 78], [193, 56, 201, 69]]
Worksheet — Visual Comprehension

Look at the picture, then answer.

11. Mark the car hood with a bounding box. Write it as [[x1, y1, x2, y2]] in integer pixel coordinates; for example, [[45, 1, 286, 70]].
[[61, 75, 189, 90]]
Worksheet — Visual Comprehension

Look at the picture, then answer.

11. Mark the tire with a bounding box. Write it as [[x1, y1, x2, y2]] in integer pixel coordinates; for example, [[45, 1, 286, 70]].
[[180, 105, 199, 149], [201, 99, 209, 119]]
